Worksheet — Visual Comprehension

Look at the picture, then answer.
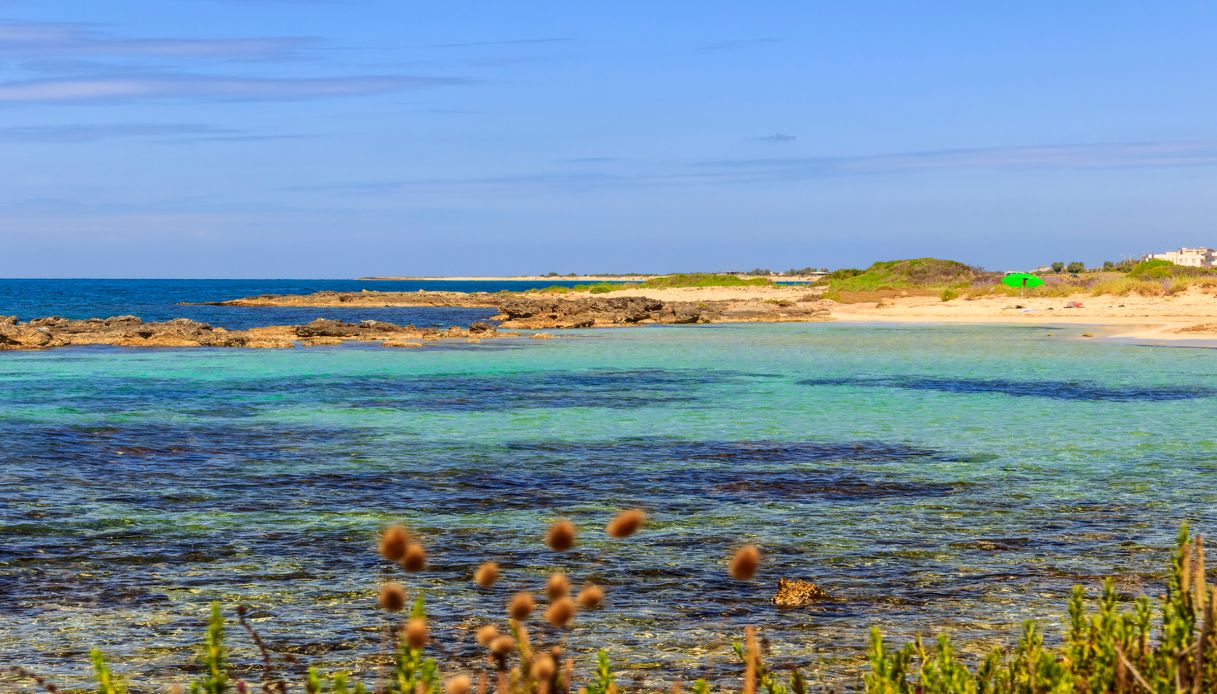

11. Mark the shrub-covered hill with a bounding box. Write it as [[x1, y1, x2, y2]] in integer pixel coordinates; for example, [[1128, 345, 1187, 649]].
[[818, 258, 989, 291]]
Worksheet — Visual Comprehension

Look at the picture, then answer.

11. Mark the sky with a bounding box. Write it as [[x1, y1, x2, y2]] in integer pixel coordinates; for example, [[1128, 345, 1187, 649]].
[[2, 1, 1215, 278]]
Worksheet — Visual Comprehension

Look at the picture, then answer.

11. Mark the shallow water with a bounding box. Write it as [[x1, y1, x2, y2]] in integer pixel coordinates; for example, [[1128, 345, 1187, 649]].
[[2, 321, 1216, 689]]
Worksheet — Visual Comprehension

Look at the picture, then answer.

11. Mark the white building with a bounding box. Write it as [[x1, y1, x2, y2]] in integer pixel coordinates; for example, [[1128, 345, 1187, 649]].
[[1146, 247, 1216, 268]]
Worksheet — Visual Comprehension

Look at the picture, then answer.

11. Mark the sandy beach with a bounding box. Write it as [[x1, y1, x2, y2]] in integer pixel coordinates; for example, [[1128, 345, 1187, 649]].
[[199, 283, 1217, 341], [522, 284, 1217, 335]]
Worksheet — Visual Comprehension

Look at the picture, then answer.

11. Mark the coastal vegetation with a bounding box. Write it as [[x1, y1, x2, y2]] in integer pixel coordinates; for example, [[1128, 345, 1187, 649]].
[[538, 274, 776, 294], [33, 519, 1215, 693], [815, 258, 986, 303], [945, 259, 1217, 301]]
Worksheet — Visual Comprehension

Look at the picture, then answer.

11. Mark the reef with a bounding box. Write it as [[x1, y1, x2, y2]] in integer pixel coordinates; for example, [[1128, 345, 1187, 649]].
[[0, 315, 508, 351]]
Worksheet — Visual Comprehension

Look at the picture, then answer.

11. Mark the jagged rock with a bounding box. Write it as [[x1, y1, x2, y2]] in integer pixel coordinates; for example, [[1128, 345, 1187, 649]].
[[295, 319, 361, 338], [772, 578, 829, 607], [0, 316, 508, 351], [495, 296, 666, 329]]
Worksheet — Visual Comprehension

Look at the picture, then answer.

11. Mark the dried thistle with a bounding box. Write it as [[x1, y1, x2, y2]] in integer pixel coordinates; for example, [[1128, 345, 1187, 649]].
[[404, 617, 428, 650], [532, 654, 557, 680], [379, 525, 410, 562], [445, 674, 472, 694], [547, 520, 576, 551], [545, 597, 576, 628], [607, 509, 646, 539], [577, 584, 605, 610], [378, 583, 407, 612], [476, 624, 500, 647], [490, 635, 516, 657], [509, 592, 536, 620], [730, 545, 761, 580], [546, 572, 570, 601], [402, 543, 427, 572], [743, 626, 758, 694], [475, 562, 500, 588]]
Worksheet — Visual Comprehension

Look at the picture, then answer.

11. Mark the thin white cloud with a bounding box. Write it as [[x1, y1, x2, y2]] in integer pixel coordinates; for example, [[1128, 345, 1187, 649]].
[[0, 73, 466, 103], [0, 123, 233, 142], [753, 133, 797, 143], [0, 20, 317, 60], [701, 141, 1217, 175], [423, 37, 572, 49]]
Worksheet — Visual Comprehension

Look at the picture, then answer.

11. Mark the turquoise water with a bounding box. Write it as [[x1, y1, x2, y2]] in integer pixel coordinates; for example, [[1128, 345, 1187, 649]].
[[3, 322, 1216, 688]]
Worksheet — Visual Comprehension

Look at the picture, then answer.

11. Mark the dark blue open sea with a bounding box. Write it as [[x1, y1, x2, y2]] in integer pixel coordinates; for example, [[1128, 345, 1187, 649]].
[[0, 278, 594, 329], [2, 279, 1216, 689]]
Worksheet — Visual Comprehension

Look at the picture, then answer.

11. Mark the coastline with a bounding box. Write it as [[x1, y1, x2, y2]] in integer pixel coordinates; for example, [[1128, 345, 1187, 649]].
[[10, 284, 1217, 349], [199, 284, 1217, 342], [357, 274, 660, 281]]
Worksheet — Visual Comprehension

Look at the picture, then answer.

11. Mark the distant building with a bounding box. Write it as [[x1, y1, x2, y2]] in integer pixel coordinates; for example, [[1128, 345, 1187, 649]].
[[1145, 247, 1216, 268]]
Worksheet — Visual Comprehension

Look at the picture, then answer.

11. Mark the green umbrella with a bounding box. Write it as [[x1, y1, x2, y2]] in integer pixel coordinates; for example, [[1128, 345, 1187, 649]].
[[1001, 273, 1044, 289]]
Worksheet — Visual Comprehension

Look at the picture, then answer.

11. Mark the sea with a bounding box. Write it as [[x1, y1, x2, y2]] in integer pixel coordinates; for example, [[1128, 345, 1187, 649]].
[[2, 279, 1216, 689]]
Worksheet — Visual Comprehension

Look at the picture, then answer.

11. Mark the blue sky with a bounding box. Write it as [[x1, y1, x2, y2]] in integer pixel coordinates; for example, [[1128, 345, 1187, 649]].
[[2, 1, 1215, 277]]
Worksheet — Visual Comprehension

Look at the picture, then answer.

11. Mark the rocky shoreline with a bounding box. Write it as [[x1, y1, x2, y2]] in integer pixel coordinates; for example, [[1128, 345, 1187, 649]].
[[0, 315, 513, 351], [201, 291, 832, 328]]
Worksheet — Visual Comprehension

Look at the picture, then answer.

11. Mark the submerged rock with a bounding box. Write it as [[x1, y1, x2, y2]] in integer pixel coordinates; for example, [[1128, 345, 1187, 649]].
[[772, 578, 829, 607]]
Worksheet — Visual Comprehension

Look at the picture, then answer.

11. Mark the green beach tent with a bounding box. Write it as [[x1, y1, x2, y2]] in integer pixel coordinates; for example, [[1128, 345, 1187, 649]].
[[1001, 273, 1044, 289]]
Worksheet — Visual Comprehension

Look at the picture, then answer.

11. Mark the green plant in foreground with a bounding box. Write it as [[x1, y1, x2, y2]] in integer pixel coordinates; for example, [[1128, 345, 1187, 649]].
[[20, 520, 1216, 693]]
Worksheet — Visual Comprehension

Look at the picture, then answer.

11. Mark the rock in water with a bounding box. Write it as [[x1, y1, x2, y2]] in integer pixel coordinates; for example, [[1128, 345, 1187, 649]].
[[771, 578, 828, 607]]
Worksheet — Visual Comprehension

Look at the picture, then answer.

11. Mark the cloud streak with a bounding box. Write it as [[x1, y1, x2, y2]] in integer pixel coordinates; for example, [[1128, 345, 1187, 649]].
[[0, 123, 233, 142], [0, 20, 318, 60], [289, 140, 1217, 199], [423, 37, 573, 49], [701, 141, 1217, 176], [753, 133, 797, 142], [0, 73, 466, 103]]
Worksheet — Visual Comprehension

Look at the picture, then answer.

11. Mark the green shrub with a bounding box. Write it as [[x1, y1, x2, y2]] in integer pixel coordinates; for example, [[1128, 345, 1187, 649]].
[[818, 258, 983, 292], [1129, 259, 1179, 280], [640, 274, 773, 289]]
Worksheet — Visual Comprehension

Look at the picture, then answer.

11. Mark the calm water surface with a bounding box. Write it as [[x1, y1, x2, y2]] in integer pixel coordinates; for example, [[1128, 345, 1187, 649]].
[[0, 278, 603, 328], [2, 320, 1216, 689]]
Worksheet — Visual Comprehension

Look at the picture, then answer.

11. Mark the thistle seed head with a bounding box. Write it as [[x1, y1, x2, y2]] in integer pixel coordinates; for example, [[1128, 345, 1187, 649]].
[[490, 634, 516, 657], [446, 675, 472, 694], [475, 561, 500, 588], [508, 591, 535, 621], [577, 584, 605, 610], [378, 582, 407, 612], [404, 617, 428, 650], [607, 509, 646, 538], [531, 654, 556, 680], [402, 543, 427, 572], [545, 597, 576, 628], [379, 525, 410, 562], [546, 520, 576, 551], [730, 545, 761, 580], [546, 572, 570, 601], [476, 624, 500, 647]]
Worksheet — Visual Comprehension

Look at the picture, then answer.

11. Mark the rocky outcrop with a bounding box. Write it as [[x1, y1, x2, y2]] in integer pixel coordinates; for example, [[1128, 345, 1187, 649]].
[[201, 290, 501, 308], [493, 296, 677, 328], [771, 578, 830, 607], [195, 290, 832, 329], [0, 316, 515, 351], [492, 295, 829, 329]]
